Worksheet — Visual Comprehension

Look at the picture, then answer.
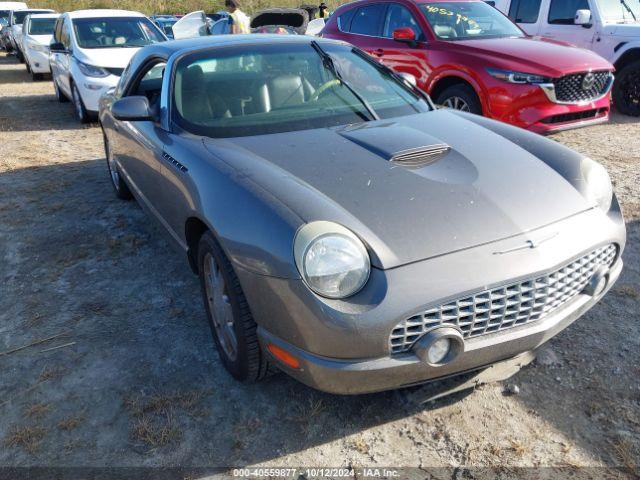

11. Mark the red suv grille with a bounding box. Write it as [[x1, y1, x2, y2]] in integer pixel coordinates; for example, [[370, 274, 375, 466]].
[[552, 71, 611, 103]]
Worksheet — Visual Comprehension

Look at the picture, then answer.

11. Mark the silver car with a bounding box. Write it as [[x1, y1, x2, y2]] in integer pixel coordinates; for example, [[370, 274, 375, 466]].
[[99, 35, 625, 394]]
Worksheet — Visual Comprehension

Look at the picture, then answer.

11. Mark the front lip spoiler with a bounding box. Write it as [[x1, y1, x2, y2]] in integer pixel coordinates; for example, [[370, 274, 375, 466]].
[[543, 115, 609, 133], [538, 72, 614, 105]]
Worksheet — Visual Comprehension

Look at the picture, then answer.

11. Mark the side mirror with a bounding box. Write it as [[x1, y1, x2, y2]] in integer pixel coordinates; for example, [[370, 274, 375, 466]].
[[392, 27, 416, 45], [112, 96, 153, 121], [574, 9, 592, 27], [49, 41, 66, 52], [398, 72, 417, 87]]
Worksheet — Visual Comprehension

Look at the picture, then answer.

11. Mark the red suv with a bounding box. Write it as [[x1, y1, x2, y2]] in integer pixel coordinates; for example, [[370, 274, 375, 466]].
[[322, 0, 615, 133]]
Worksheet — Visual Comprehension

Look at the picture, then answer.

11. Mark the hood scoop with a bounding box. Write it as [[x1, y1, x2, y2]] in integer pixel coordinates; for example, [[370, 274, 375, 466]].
[[338, 123, 451, 168], [391, 144, 451, 169]]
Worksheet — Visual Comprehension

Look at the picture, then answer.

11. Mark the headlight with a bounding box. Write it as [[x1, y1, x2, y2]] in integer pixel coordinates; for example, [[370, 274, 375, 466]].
[[76, 60, 109, 78], [294, 221, 370, 299], [581, 157, 612, 212], [487, 68, 549, 84]]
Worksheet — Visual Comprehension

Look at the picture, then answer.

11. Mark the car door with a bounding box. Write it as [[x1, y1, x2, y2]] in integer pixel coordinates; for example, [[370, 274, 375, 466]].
[[113, 60, 170, 214], [53, 16, 73, 97], [539, 0, 596, 48], [171, 11, 209, 39], [375, 2, 431, 90], [337, 3, 389, 59]]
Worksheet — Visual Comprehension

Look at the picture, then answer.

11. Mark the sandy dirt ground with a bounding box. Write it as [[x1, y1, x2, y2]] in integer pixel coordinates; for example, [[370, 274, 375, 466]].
[[0, 52, 639, 477]]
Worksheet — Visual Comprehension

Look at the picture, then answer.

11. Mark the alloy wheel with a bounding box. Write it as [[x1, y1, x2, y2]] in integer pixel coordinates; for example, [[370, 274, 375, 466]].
[[203, 253, 238, 361], [442, 96, 471, 112]]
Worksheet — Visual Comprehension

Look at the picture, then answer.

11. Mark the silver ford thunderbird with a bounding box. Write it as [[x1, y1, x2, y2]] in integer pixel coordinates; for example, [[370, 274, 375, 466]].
[[99, 35, 625, 394]]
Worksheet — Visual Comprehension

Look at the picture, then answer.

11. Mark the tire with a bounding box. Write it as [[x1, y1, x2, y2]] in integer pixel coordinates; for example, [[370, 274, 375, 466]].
[[436, 84, 482, 115], [197, 231, 273, 382], [71, 81, 91, 123], [613, 60, 640, 117], [103, 131, 132, 200], [53, 78, 69, 103], [32, 72, 43, 81], [16, 48, 24, 63], [25, 61, 31, 74]]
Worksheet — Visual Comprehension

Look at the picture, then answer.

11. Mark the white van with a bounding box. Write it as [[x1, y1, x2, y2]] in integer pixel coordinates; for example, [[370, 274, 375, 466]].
[[49, 9, 167, 123]]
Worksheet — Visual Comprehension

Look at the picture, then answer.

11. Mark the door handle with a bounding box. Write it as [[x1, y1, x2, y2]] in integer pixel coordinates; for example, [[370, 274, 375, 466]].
[[373, 49, 384, 57]]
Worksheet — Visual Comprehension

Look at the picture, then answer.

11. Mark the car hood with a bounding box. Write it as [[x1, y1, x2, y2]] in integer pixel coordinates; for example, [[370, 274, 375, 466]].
[[203, 110, 592, 269], [75, 46, 140, 69], [602, 23, 640, 38], [447, 36, 612, 76]]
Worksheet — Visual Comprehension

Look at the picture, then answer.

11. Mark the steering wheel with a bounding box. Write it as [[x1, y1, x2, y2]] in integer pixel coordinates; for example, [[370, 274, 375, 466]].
[[310, 79, 342, 102]]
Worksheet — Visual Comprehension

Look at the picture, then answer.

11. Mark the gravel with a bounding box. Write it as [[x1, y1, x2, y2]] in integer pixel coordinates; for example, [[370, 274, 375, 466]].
[[1, 53, 639, 475]]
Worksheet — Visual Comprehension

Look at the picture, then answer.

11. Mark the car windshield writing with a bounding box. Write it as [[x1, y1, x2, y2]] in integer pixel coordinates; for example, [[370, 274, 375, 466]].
[[28, 18, 56, 35], [173, 43, 430, 138], [421, 1, 524, 40], [72, 17, 164, 48]]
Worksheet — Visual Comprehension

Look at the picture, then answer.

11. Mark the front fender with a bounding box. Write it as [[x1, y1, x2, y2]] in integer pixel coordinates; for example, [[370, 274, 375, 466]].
[[612, 43, 640, 67], [426, 68, 489, 113]]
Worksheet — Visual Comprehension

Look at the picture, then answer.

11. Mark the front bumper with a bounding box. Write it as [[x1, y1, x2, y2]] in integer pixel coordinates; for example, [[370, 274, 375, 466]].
[[259, 257, 621, 394], [486, 81, 612, 134], [236, 204, 625, 394], [73, 72, 119, 113]]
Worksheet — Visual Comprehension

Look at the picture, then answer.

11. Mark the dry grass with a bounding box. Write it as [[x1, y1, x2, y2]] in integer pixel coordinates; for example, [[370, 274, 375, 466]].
[[509, 439, 527, 457], [23, 403, 51, 419], [28, 0, 345, 16], [131, 413, 182, 448], [4, 425, 47, 454], [613, 438, 639, 477], [58, 414, 86, 431], [615, 284, 640, 299], [350, 437, 370, 455], [123, 389, 209, 449]]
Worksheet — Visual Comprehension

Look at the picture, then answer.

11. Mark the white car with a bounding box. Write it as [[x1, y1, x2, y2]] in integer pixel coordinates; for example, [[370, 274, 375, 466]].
[[491, 0, 640, 116], [21, 12, 58, 79], [49, 9, 167, 123], [0, 2, 26, 43], [7, 7, 52, 60]]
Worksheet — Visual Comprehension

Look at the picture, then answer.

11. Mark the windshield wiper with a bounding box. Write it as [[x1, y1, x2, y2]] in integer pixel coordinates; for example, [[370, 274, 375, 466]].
[[620, 0, 638, 21], [310, 40, 380, 121]]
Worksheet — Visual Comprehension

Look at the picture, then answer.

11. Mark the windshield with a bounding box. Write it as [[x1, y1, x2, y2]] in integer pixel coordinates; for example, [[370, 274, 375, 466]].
[[72, 17, 165, 48], [173, 43, 430, 138], [596, 0, 640, 22], [421, 1, 524, 40], [28, 17, 56, 35], [13, 10, 51, 24]]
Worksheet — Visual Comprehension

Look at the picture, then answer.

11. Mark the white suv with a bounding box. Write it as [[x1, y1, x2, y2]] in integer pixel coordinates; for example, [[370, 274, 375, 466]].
[[49, 9, 166, 123], [491, 0, 640, 116]]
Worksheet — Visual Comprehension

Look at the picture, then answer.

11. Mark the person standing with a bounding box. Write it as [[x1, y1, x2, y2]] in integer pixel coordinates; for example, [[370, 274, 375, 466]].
[[225, 0, 250, 34]]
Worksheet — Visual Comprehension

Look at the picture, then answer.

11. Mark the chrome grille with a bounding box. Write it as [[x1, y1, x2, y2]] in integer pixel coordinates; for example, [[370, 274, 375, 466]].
[[552, 71, 611, 103], [390, 244, 617, 355]]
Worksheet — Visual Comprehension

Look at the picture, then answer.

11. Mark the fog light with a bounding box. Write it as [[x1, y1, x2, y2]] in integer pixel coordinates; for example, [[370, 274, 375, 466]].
[[414, 327, 464, 366], [427, 338, 451, 364], [584, 267, 609, 297]]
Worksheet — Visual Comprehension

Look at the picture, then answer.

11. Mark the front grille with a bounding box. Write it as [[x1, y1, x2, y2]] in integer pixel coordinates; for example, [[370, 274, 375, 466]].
[[541, 108, 608, 125], [389, 244, 617, 355], [553, 71, 611, 103], [104, 67, 124, 77]]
